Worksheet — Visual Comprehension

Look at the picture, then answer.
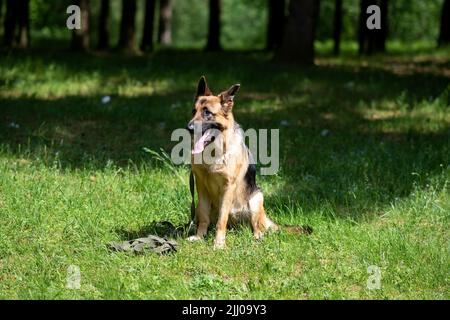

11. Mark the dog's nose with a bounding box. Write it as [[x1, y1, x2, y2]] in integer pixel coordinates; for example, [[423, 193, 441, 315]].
[[186, 122, 194, 133]]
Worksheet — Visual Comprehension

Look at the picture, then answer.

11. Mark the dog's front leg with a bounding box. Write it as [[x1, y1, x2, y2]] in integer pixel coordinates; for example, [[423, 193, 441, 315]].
[[214, 183, 235, 249], [187, 181, 210, 242]]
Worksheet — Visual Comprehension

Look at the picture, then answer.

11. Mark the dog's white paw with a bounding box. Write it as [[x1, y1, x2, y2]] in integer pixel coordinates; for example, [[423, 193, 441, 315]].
[[253, 232, 263, 240], [187, 235, 202, 242], [213, 239, 226, 250]]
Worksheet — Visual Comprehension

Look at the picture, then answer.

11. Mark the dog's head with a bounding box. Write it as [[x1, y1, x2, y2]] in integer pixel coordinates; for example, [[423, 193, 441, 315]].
[[187, 76, 240, 154]]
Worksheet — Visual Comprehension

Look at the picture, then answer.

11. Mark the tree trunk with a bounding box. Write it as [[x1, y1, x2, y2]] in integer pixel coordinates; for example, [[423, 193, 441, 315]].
[[71, 0, 90, 51], [3, 0, 16, 47], [332, 0, 342, 55], [16, 0, 30, 49], [0, 0, 3, 21], [97, 0, 109, 50], [118, 0, 137, 51], [141, 0, 156, 52], [358, 0, 370, 55], [375, 0, 388, 52], [206, 0, 221, 51], [359, 0, 388, 55], [158, 0, 172, 45], [266, 0, 285, 50], [277, 0, 320, 65], [439, 0, 450, 47]]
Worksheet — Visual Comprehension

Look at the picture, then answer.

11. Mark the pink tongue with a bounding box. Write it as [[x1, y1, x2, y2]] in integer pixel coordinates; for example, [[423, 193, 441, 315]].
[[192, 131, 211, 154]]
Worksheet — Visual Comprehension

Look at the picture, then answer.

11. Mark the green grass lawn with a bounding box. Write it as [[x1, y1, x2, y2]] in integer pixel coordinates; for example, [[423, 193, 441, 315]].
[[0, 47, 449, 299]]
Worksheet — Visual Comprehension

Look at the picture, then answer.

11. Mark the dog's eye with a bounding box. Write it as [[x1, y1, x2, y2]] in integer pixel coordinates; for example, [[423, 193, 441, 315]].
[[203, 108, 212, 117]]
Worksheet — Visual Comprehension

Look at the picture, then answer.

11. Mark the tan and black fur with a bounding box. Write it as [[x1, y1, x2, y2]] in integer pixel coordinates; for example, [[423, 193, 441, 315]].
[[187, 76, 310, 249]]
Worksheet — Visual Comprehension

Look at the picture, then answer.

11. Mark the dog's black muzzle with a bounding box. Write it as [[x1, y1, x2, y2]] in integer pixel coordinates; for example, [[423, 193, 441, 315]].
[[186, 121, 222, 135]]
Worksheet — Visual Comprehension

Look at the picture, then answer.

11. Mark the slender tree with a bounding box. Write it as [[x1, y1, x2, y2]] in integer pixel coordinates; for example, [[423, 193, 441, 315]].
[[439, 0, 450, 47], [332, 0, 342, 55], [71, 0, 90, 51], [358, 0, 371, 55], [118, 0, 137, 51], [277, 0, 321, 65], [3, 0, 16, 47], [0, 0, 3, 25], [266, 0, 285, 50], [358, 0, 388, 55], [16, 0, 30, 49], [141, 0, 156, 52], [158, 0, 172, 45], [206, 0, 221, 51], [375, 0, 388, 52], [97, 0, 110, 50]]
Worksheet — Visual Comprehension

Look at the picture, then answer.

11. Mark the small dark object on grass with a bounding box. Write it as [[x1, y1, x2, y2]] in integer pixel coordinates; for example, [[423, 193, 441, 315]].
[[109, 221, 195, 254], [109, 234, 178, 254]]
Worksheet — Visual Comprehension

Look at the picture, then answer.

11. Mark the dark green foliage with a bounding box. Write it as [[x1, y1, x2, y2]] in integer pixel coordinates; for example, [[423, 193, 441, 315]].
[[0, 0, 440, 50]]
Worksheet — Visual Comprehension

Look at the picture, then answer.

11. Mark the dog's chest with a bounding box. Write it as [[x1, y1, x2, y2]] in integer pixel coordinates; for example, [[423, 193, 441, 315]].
[[203, 173, 224, 203], [203, 174, 251, 219]]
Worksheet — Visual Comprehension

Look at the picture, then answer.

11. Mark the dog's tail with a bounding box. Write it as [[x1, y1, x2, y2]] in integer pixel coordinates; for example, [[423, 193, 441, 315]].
[[281, 224, 313, 235], [265, 217, 313, 235]]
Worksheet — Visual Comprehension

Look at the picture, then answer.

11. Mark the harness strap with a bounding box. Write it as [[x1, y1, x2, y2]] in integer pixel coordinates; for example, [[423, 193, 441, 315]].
[[189, 169, 196, 222]]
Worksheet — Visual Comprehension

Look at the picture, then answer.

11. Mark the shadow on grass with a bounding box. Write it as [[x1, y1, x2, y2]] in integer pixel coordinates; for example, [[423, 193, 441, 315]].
[[115, 221, 194, 240], [0, 94, 186, 167]]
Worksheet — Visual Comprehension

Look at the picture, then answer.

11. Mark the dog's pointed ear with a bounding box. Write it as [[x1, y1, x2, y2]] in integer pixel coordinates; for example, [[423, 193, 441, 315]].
[[219, 84, 240, 112], [195, 76, 212, 99]]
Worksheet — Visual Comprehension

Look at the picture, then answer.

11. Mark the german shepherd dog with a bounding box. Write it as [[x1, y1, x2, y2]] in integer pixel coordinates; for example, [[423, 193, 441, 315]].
[[186, 76, 310, 249]]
